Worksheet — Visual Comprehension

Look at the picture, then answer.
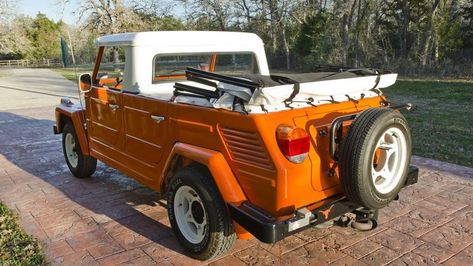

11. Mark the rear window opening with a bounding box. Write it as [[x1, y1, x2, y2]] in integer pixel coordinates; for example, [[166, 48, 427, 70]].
[[153, 52, 259, 82]]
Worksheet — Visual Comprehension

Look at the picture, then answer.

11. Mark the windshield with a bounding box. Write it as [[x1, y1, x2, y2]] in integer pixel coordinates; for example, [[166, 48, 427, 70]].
[[153, 52, 259, 82]]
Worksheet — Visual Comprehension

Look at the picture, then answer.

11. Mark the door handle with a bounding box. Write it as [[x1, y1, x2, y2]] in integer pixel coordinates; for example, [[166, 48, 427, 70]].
[[108, 104, 119, 111], [151, 115, 165, 123]]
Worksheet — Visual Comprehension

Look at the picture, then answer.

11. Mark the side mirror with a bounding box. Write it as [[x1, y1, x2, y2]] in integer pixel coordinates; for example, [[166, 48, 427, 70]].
[[79, 73, 92, 92]]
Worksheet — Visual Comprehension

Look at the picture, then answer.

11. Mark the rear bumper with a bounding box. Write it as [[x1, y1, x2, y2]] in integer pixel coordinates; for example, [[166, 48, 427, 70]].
[[229, 165, 419, 243]]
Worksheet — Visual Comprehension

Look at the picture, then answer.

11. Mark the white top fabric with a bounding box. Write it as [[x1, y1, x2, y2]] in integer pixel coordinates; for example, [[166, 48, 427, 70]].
[[95, 31, 270, 93], [95, 31, 264, 48]]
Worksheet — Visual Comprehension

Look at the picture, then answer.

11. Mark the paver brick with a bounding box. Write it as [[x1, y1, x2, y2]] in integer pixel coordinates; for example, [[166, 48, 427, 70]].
[[369, 229, 424, 253], [117, 255, 158, 265], [420, 219, 473, 252], [388, 252, 437, 266], [235, 245, 278, 265], [359, 247, 401, 265], [329, 255, 368, 266], [45, 240, 75, 260], [255, 235, 306, 256], [341, 239, 382, 259], [443, 245, 473, 266], [411, 242, 456, 264], [96, 248, 147, 265], [53, 250, 99, 266], [209, 255, 246, 266]]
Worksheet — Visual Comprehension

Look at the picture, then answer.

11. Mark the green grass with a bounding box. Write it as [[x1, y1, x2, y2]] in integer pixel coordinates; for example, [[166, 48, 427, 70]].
[[383, 79, 473, 167], [53, 68, 92, 83], [0, 203, 44, 265]]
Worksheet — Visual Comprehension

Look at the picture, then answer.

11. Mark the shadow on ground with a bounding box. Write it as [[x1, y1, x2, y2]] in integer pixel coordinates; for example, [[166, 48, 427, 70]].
[[0, 111, 190, 259]]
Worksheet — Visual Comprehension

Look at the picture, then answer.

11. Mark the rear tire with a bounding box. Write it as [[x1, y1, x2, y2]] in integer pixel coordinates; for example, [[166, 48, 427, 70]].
[[167, 164, 236, 260], [62, 122, 96, 178], [339, 108, 412, 209]]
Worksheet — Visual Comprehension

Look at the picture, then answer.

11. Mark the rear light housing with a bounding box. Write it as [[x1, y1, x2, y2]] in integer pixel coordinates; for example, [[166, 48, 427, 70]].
[[276, 125, 310, 163]]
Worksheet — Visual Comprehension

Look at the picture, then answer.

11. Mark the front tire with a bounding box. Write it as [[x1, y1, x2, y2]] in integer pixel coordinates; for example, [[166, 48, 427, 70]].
[[167, 164, 236, 260], [62, 122, 97, 178]]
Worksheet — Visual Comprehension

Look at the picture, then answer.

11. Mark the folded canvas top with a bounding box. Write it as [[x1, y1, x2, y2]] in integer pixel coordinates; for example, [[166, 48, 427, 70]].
[[173, 67, 397, 114], [238, 68, 387, 88]]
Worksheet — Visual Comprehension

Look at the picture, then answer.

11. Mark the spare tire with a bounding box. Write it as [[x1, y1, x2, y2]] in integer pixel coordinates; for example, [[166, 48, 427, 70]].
[[339, 108, 412, 209]]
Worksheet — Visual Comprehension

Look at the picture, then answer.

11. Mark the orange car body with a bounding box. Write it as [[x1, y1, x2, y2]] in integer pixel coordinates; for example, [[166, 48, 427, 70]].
[[54, 32, 413, 242]]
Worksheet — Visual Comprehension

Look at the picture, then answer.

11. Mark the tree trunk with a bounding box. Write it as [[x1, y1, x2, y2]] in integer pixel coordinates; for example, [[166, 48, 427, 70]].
[[401, 0, 409, 68], [113, 46, 120, 72], [281, 25, 290, 69], [342, 13, 349, 65], [421, 0, 440, 68]]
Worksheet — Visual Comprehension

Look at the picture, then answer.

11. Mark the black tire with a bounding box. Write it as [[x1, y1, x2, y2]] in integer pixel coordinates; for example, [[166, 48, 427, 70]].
[[167, 164, 236, 260], [62, 122, 97, 178], [339, 108, 412, 209]]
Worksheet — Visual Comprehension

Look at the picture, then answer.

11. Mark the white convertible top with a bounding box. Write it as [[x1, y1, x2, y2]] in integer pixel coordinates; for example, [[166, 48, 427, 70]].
[[95, 31, 264, 48]]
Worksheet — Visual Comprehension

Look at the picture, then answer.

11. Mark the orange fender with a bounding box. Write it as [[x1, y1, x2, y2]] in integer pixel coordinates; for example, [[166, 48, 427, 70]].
[[55, 105, 90, 155], [162, 142, 252, 239]]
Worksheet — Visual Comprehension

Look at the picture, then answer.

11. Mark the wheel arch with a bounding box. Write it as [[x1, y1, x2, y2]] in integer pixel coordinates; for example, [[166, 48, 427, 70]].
[[161, 143, 246, 204], [55, 106, 90, 155], [161, 143, 252, 240]]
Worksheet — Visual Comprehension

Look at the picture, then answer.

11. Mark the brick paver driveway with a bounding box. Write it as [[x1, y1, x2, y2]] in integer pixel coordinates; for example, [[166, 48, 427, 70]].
[[1, 69, 473, 265]]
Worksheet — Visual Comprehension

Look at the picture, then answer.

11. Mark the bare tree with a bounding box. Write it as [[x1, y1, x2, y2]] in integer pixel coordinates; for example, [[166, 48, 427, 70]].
[[131, 0, 175, 18], [0, 16, 33, 58], [182, 0, 233, 30], [59, 0, 142, 68], [0, 0, 15, 22]]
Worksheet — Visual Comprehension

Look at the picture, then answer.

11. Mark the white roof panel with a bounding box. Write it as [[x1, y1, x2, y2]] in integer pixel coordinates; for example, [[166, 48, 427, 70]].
[[95, 31, 264, 47]]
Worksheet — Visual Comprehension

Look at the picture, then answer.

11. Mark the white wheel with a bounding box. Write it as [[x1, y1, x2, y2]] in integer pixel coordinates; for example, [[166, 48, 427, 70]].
[[65, 132, 79, 168], [62, 122, 96, 178], [339, 108, 412, 209], [173, 185, 208, 244], [167, 165, 236, 260], [371, 127, 408, 194]]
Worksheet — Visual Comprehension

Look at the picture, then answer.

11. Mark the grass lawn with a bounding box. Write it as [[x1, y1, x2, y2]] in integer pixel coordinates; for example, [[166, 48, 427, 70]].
[[383, 79, 473, 167], [0, 203, 44, 264], [53, 68, 91, 83]]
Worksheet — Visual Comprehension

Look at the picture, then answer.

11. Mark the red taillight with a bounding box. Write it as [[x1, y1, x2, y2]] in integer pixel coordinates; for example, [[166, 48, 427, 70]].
[[276, 125, 310, 163]]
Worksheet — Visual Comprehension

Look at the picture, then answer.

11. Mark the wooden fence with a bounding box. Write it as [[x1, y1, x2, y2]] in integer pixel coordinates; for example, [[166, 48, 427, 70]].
[[0, 59, 63, 68]]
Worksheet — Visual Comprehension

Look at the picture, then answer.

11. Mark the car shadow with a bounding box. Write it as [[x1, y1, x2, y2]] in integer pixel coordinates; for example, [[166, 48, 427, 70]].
[[0, 111, 190, 259]]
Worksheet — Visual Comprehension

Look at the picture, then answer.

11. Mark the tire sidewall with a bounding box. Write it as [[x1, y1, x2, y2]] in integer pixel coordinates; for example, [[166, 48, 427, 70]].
[[360, 111, 412, 206], [167, 172, 217, 255], [62, 123, 84, 175]]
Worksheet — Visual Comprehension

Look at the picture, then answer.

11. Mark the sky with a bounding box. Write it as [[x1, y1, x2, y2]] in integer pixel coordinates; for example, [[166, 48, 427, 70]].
[[19, 0, 81, 24]]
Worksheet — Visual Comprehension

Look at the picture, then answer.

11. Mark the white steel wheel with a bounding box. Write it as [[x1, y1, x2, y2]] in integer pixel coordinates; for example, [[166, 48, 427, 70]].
[[173, 185, 208, 244], [339, 108, 412, 209], [371, 127, 408, 194], [62, 122, 97, 178], [64, 133, 79, 168]]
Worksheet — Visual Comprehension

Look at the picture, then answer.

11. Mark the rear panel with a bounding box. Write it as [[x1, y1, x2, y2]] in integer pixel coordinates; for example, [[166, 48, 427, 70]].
[[166, 96, 383, 217]]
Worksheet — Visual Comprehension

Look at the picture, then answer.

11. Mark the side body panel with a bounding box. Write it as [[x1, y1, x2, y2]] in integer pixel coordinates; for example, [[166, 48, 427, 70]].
[[87, 87, 124, 150]]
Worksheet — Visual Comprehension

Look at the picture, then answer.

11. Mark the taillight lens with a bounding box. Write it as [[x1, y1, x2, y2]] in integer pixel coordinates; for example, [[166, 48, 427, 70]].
[[276, 125, 310, 163]]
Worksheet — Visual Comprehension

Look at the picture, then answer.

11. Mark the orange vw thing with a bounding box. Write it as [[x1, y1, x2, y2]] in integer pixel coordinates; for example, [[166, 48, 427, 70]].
[[54, 31, 418, 260]]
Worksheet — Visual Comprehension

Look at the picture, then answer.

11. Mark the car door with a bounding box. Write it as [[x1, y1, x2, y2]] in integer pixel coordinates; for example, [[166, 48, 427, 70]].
[[122, 93, 168, 182], [87, 87, 124, 156]]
